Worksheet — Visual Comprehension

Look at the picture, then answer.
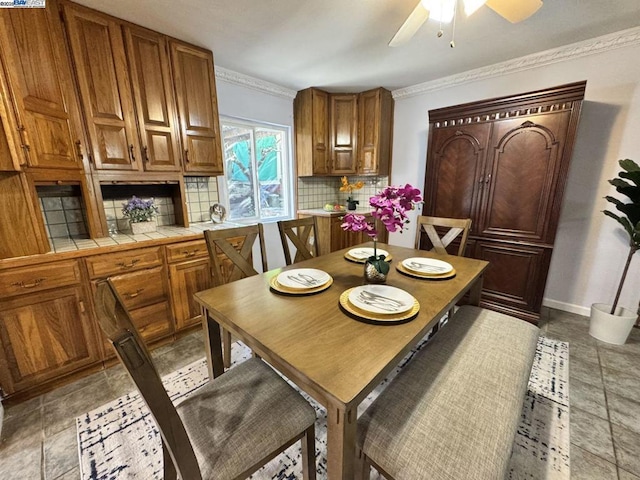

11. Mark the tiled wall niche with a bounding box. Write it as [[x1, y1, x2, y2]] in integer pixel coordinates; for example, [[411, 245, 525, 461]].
[[297, 175, 389, 210], [38, 185, 89, 240]]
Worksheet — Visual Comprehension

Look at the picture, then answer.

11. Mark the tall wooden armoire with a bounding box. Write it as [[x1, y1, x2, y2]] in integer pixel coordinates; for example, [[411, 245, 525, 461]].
[[420, 81, 586, 324]]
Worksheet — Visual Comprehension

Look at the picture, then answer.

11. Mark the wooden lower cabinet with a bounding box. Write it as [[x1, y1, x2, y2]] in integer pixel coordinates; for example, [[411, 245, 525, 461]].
[[0, 286, 100, 396], [472, 240, 552, 323], [169, 257, 211, 330], [305, 213, 390, 255]]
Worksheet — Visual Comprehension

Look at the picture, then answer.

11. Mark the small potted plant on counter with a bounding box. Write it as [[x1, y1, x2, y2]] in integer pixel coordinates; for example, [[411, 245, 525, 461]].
[[122, 196, 159, 235], [590, 158, 640, 344], [339, 176, 364, 210]]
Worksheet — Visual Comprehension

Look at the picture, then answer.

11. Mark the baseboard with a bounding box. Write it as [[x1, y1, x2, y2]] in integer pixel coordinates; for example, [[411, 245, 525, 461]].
[[542, 298, 591, 317]]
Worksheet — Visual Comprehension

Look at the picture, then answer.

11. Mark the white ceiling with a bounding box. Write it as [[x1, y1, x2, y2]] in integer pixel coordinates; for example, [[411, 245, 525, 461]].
[[74, 0, 640, 93]]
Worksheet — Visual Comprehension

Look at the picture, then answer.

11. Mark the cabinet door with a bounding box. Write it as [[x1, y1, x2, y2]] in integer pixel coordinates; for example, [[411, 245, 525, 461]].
[[63, 3, 141, 171], [124, 25, 181, 172], [0, 286, 100, 394], [330, 216, 363, 251], [424, 123, 491, 234], [473, 240, 551, 321], [478, 113, 571, 243], [330, 94, 357, 175], [169, 258, 211, 330], [0, 1, 86, 170], [358, 88, 392, 175], [311, 89, 330, 175], [170, 41, 223, 174]]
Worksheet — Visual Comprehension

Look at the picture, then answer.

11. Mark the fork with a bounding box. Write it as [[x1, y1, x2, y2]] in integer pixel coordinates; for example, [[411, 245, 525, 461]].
[[359, 290, 405, 307], [357, 294, 400, 312], [287, 274, 318, 287], [408, 261, 447, 273]]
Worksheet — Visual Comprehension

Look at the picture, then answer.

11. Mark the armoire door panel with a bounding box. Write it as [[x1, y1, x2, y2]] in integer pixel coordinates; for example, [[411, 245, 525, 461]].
[[481, 114, 570, 241], [475, 241, 550, 314], [125, 26, 181, 171], [63, 4, 140, 171], [0, 2, 85, 169], [425, 124, 490, 232]]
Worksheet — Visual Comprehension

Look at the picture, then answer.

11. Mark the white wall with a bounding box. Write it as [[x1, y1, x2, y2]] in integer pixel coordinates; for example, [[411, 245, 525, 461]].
[[389, 41, 640, 316], [215, 79, 295, 270]]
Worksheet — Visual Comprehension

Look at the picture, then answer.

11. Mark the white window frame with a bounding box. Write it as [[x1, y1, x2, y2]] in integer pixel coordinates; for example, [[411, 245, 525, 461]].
[[218, 116, 294, 223]]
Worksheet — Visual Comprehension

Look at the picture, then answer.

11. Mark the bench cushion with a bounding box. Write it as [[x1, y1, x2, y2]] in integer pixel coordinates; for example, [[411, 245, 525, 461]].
[[357, 305, 539, 480]]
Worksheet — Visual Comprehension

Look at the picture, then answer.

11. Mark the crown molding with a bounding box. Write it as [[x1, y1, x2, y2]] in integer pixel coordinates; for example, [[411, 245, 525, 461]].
[[215, 66, 297, 99], [392, 26, 640, 100]]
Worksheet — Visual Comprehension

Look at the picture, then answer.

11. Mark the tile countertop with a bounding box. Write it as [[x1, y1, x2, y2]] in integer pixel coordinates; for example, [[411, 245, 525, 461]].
[[49, 222, 240, 254], [298, 208, 372, 217]]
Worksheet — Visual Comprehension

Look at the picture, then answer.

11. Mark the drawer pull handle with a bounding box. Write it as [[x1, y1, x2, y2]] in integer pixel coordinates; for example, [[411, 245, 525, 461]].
[[11, 278, 45, 289], [124, 288, 144, 299], [182, 250, 198, 257], [116, 259, 140, 269]]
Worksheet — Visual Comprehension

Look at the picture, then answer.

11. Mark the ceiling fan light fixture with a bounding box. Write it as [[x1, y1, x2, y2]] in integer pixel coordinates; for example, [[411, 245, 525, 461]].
[[421, 0, 455, 23], [463, 0, 488, 16]]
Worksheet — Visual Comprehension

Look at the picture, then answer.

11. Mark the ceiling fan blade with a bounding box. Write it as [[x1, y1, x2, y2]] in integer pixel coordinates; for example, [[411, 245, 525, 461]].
[[485, 0, 543, 23], [389, 1, 430, 47]]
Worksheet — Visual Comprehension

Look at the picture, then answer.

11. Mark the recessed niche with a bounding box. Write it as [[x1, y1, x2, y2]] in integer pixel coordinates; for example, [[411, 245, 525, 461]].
[[37, 184, 90, 240]]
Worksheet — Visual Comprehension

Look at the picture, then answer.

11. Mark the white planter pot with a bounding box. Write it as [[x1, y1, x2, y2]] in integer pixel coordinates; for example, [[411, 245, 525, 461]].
[[589, 303, 637, 345], [130, 220, 156, 235]]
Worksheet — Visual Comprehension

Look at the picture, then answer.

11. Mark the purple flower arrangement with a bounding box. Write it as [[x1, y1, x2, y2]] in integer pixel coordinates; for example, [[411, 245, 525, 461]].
[[341, 184, 423, 267], [122, 196, 158, 223]]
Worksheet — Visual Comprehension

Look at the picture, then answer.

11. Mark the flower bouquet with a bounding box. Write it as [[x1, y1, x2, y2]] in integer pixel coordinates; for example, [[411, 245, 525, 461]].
[[339, 176, 364, 210], [342, 184, 422, 282], [122, 196, 159, 234]]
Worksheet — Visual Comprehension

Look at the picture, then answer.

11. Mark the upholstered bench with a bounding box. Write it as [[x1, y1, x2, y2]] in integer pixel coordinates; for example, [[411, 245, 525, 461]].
[[356, 305, 540, 480]]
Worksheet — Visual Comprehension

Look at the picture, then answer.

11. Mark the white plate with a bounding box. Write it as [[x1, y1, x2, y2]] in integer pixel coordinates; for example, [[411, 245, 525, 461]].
[[402, 257, 453, 275], [347, 247, 390, 260], [348, 285, 415, 315], [277, 268, 330, 290]]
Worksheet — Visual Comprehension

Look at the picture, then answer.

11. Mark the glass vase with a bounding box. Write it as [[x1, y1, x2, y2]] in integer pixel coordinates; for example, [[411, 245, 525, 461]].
[[364, 255, 390, 284]]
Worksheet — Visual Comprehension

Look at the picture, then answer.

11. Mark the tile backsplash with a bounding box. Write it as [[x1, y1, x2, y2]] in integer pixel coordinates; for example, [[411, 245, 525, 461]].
[[297, 175, 389, 210], [40, 195, 89, 240], [184, 176, 220, 223]]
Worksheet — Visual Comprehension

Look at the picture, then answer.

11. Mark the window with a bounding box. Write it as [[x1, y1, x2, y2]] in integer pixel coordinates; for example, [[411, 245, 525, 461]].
[[220, 118, 292, 222]]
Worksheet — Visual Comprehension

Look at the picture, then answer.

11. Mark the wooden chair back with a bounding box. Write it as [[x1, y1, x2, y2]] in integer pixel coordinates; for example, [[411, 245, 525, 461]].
[[93, 280, 201, 480], [277, 217, 319, 265], [204, 224, 268, 287], [415, 216, 472, 256]]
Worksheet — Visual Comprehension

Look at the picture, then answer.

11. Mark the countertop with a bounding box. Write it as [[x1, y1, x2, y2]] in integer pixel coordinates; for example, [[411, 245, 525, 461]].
[[298, 208, 372, 217]]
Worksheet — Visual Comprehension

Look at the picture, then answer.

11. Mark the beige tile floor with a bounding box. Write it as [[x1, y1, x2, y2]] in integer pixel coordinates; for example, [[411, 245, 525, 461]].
[[0, 308, 638, 479]]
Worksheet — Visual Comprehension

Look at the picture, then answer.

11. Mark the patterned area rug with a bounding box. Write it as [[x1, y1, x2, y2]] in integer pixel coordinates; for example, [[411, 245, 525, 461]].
[[77, 336, 570, 479]]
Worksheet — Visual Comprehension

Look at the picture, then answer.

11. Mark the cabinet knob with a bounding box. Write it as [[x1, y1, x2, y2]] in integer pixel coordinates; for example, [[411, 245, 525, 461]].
[[143, 145, 149, 163], [184, 149, 190, 163], [128, 144, 136, 162], [75, 140, 83, 160]]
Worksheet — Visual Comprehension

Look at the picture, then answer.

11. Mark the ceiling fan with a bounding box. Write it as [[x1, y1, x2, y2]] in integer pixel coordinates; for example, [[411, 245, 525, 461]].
[[389, 0, 543, 47]]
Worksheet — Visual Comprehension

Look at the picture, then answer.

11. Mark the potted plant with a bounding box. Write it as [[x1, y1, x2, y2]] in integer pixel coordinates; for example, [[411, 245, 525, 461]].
[[589, 159, 640, 344], [339, 176, 364, 210], [342, 184, 422, 283], [122, 196, 159, 235]]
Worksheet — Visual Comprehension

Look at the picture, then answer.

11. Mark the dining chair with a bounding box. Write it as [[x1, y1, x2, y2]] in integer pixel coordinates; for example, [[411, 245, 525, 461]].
[[277, 217, 319, 265], [204, 224, 268, 367], [414, 216, 472, 333], [94, 280, 317, 480], [414, 216, 472, 256]]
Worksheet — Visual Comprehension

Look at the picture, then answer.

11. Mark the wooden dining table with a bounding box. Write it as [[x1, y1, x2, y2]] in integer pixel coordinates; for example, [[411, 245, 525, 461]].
[[194, 242, 489, 479]]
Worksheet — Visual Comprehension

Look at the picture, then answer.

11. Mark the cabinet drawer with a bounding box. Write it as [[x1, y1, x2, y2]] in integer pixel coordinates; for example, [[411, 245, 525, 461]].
[[166, 240, 208, 263], [129, 301, 173, 342], [104, 266, 168, 311], [85, 247, 163, 278], [0, 260, 81, 297]]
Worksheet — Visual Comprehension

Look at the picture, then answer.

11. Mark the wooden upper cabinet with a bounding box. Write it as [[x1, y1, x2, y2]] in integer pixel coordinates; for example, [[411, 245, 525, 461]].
[[295, 87, 392, 177], [357, 88, 393, 175], [62, 2, 141, 171], [329, 94, 358, 175], [425, 123, 491, 235], [295, 87, 330, 176], [124, 25, 181, 172], [479, 113, 570, 243], [0, 0, 86, 170], [170, 41, 223, 175]]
